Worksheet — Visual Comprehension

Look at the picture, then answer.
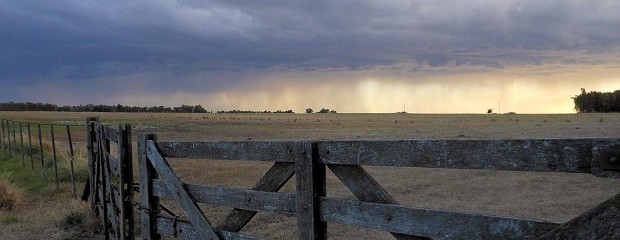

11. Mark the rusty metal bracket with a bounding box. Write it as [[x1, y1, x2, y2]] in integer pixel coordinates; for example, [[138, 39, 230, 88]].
[[598, 149, 620, 171]]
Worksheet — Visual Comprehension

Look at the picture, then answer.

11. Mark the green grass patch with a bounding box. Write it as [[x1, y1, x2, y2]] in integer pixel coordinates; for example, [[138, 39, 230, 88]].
[[0, 152, 47, 193], [1, 215, 19, 224]]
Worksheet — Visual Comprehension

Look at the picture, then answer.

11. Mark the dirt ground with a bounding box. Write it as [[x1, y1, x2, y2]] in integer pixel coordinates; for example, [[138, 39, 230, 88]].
[[1, 111, 619, 239]]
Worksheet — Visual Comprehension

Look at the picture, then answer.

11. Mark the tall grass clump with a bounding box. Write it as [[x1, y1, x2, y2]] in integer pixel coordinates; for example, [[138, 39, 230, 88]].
[[0, 172, 24, 210]]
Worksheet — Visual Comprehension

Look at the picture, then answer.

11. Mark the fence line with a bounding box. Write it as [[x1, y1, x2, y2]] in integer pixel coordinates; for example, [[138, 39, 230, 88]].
[[0, 118, 84, 197]]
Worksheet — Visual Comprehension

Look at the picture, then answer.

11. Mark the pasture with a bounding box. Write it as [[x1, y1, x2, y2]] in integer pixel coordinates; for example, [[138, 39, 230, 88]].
[[1, 111, 620, 239]]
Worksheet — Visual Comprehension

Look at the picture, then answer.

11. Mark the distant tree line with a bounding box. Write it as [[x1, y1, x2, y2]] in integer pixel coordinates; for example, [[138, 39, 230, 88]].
[[0, 102, 209, 113], [572, 89, 620, 113], [216, 109, 294, 113], [305, 108, 337, 114]]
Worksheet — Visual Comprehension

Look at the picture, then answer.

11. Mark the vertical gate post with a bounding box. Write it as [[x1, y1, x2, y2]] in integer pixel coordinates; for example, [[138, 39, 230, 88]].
[[118, 124, 134, 239], [296, 141, 327, 240], [139, 133, 161, 240]]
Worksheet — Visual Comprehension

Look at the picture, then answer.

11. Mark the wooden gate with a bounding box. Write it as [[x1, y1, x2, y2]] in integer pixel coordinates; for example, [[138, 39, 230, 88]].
[[138, 134, 620, 239], [86, 118, 135, 240]]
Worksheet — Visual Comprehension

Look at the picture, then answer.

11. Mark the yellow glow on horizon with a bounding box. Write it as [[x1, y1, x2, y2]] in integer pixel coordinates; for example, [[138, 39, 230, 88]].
[[120, 63, 620, 114]]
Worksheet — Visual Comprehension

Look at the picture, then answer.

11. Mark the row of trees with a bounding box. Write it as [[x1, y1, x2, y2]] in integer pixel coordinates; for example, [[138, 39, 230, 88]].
[[0, 102, 209, 113], [573, 89, 620, 113], [305, 108, 337, 113]]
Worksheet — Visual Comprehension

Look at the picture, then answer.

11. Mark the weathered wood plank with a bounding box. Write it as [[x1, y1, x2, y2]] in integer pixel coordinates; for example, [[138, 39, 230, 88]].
[[155, 141, 297, 162], [105, 152, 120, 177], [119, 124, 134, 240], [318, 139, 605, 173], [296, 142, 326, 240], [328, 165, 428, 240], [539, 193, 620, 239], [156, 216, 265, 240], [220, 162, 296, 232], [146, 140, 219, 240], [591, 139, 620, 178], [320, 198, 561, 239], [139, 134, 161, 240], [152, 179, 296, 216], [101, 125, 119, 143]]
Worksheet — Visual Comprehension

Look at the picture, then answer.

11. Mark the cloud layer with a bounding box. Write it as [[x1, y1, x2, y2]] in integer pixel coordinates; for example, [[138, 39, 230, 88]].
[[1, 1, 620, 112]]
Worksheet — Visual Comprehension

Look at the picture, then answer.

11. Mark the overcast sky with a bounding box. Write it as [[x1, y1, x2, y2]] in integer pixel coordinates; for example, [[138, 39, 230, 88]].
[[1, 0, 619, 113]]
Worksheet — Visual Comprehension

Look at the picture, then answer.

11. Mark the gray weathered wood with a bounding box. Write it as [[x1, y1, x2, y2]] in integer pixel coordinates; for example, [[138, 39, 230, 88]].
[[328, 165, 428, 240], [98, 125, 110, 240], [8, 120, 12, 156], [103, 125, 119, 143], [155, 141, 297, 162], [105, 152, 120, 177], [219, 162, 296, 232], [296, 142, 326, 240], [591, 139, 620, 178], [320, 198, 561, 239], [156, 216, 265, 240], [539, 193, 620, 239], [139, 133, 161, 240], [152, 179, 296, 216], [318, 139, 609, 174], [11, 121, 16, 157], [146, 140, 219, 240], [119, 124, 134, 240]]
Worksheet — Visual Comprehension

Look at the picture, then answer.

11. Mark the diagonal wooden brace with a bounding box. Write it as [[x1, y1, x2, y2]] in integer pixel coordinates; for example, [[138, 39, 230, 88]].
[[328, 165, 430, 240], [146, 140, 220, 240], [219, 162, 296, 232]]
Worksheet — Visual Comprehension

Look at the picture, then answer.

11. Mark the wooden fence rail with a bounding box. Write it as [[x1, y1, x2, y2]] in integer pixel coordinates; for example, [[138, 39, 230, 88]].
[[133, 135, 620, 240]]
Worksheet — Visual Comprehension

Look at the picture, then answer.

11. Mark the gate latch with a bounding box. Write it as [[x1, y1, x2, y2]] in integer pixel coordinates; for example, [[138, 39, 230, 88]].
[[599, 149, 620, 171]]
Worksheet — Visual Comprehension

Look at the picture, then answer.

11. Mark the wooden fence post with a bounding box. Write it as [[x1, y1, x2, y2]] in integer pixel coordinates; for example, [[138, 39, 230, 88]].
[[0, 119, 4, 153], [67, 125, 77, 199], [20, 122, 24, 166], [296, 141, 327, 240], [139, 133, 161, 240], [38, 124, 45, 179], [8, 120, 13, 157], [12, 121, 17, 157], [28, 123, 34, 171], [51, 125, 59, 188]]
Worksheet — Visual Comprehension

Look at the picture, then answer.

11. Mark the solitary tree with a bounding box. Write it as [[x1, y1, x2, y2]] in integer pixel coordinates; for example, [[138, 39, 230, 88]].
[[487, 108, 493, 114], [305, 108, 313, 113]]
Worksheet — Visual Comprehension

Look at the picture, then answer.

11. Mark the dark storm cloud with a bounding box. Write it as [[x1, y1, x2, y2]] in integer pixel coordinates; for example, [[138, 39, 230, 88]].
[[1, 0, 620, 103]]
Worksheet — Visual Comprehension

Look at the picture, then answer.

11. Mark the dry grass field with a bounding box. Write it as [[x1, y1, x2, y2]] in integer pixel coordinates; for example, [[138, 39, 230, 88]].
[[1, 111, 620, 239]]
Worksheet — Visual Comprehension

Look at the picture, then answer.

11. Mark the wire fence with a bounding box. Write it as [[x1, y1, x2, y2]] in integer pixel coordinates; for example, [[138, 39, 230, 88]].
[[0, 118, 84, 198]]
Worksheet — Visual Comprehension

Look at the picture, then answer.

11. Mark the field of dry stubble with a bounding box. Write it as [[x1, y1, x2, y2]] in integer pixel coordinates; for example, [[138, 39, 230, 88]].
[[1, 111, 620, 239]]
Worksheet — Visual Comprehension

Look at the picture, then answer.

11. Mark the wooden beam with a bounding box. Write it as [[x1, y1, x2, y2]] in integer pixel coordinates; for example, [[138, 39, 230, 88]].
[[152, 179, 296, 216], [296, 142, 326, 240], [318, 139, 603, 173], [156, 216, 265, 240], [146, 140, 219, 240], [320, 198, 560, 239], [139, 134, 161, 240], [155, 141, 297, 162]]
